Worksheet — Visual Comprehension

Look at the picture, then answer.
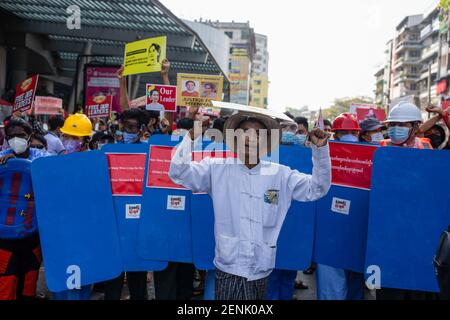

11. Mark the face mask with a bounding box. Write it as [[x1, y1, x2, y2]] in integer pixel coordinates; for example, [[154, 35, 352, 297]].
[[370, 132, 384, 143], [388, 126, 410, 145], [63, 139, 83, 154], [296, 134, 308, 146], [8, 137, 29, 154], [281, 132, 302, 145], [123, 131, 139, 144], [97, 143, 106, 150], [340, 134, 359, 142]]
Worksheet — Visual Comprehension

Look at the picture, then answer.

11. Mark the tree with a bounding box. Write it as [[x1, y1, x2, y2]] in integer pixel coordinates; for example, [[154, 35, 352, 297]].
[[439, 0, 450, 13], [285, 105, 309, 118], [322, 96, 374, 121]]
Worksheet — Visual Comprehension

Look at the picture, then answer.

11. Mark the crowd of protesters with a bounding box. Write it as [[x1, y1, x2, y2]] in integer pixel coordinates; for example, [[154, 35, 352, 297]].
[[1, 56, 450, 301]]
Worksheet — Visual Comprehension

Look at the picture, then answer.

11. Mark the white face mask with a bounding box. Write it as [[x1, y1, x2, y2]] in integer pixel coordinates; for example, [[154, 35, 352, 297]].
[[8, 137, 29, 154], [370, 132, 384, 143]]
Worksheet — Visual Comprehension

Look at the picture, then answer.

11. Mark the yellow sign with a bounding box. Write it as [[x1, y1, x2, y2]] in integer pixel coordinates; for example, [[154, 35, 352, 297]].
[[123, 36, 166, 76], [177, 73, 224, 108]]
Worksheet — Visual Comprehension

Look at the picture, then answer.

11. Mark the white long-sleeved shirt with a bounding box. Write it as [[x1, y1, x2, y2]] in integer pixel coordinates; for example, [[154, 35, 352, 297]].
[[169, 134, 332, 281]]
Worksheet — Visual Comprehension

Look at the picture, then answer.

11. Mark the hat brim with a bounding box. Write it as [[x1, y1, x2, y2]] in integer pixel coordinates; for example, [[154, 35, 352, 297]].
[[223, 111, 280, 132], [223, 111, 281, 154]]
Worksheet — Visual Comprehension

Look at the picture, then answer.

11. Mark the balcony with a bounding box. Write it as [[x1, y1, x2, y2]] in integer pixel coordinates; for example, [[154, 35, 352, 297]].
[[393, 72, 420, 85], [420, 20, 440, 40], [394, 56, 420, 70], [421, 42, 439, 61], [419, 85, 437, 100], [395, 40, 422, 53], [419, 62, 439, 80]]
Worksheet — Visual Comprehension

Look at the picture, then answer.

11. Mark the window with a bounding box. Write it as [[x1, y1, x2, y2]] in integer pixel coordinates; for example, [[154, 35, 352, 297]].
[[225, 31, 233, 39]]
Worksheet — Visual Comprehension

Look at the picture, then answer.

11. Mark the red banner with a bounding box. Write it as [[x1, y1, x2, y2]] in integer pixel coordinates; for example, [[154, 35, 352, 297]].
[[85, 95, 112, 118], [442, 101, 450, 111], [437, 79, 447, 95], [329, 142, 378, 190], [147, 146, 185, 189], [13, 75, 39, 113], [356, 108, 387, 122], [34, 96, 62, 115], [107, 153, 147, 196], [146, 84, 177, 112], [146, 146, 236, 189]]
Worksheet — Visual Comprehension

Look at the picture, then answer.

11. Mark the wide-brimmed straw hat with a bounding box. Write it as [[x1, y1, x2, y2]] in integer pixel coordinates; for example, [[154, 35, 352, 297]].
[[223, 111, 281, 154]]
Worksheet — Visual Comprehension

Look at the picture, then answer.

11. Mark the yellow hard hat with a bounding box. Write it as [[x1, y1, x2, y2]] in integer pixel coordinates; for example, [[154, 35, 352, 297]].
[[60, 114, 94, 137]]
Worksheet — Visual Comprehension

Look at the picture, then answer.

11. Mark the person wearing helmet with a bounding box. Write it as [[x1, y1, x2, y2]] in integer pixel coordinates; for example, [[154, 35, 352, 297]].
[[377, 103, 438, 301], [315, 113, 365, 301], [359, 118, 386, 144], [331, 113, 361, 142], [380, 102, 432, 149], [60, 114, 94, 154], [51, 114, 93, 300]]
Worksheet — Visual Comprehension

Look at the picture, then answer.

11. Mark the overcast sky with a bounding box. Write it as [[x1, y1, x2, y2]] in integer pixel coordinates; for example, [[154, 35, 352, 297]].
[[161, 0, 437, 112]]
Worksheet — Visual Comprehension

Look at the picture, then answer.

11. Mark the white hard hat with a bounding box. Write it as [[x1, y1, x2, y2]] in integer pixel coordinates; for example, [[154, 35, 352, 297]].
[[386, 102, 423, 123]]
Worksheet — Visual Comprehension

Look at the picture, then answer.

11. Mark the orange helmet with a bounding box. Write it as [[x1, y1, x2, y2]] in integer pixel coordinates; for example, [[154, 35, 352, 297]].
[[332, 113, 361, 132]]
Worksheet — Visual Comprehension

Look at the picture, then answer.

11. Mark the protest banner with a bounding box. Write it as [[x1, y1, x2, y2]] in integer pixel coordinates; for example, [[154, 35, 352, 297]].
[[85, 95, 112, 119], [349, 103, 377, 115], [84, 65, 121, 113], [146, 145, 186, 190], [329, 142, 378, 190], [130, 96, 147, 109], [177, 73, 224, 108], [13, 75, 39, 113], [356, 107, 387, 122], [34, 96, 63, 115], [123, 36, 167, 76], [106, 153, 147, 196], [146, 84, 177, 112]]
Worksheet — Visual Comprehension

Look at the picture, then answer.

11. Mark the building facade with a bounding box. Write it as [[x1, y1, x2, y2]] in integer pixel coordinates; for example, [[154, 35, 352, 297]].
[[390, 15, 423, 104], [250, 33, 269, 108], [205, 21, 256, 105], [376, 2, 450, 110]]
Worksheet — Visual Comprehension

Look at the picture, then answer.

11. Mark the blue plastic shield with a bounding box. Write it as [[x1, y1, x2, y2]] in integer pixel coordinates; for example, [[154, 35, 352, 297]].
[[365, 148, 450, 292], [313, 186, 370, 273], [31, 151, 123, 292], [137, 135, 193, 263], [101, 143, 167, 272]]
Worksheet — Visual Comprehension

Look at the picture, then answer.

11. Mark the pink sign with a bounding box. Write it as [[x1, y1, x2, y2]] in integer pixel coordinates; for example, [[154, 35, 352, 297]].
[[85, 66, 121, 113], [34, 96, 63, 115]]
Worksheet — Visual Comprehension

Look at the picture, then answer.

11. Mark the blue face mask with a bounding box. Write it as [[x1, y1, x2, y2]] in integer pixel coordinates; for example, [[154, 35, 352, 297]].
[[340, 134, 359, 142], [388, 126, 410, 144], [296, 134, 308, 146], [281, 132, 303, 145], [123, 132, 139, 144]]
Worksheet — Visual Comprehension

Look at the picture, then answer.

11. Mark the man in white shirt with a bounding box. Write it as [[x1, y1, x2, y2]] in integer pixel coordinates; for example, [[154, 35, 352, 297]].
[[169, 111, 332, 300], [44, 116, 66, 155]]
